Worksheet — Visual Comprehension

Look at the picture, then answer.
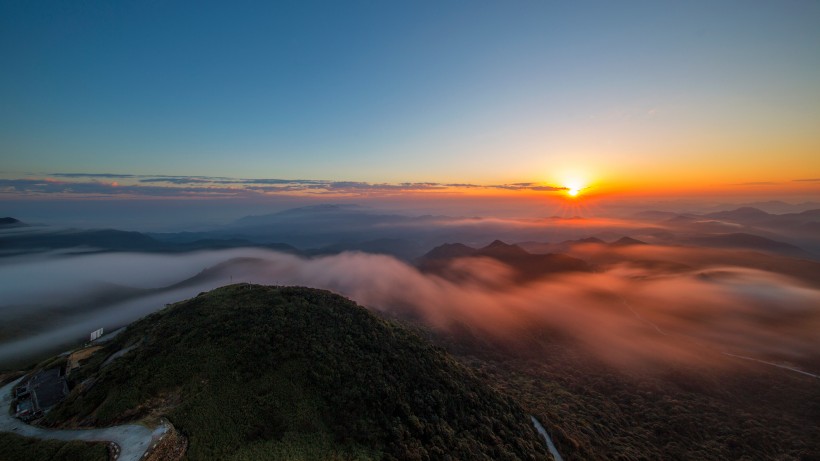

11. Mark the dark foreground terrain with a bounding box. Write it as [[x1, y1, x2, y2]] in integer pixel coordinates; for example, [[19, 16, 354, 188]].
[[33, 284, 548, 460], [3, 281, 819, 460]]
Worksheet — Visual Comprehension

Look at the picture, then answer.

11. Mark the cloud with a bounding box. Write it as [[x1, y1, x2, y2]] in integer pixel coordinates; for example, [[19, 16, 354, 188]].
[[1, 247, 817, 372], [0, 178, 250, 198], [732, 181, 778, 186], [51, 173, 138, 178], [0, 174, 568, 198], [794, 178, 820, 182], [488, 184, 568, 191]]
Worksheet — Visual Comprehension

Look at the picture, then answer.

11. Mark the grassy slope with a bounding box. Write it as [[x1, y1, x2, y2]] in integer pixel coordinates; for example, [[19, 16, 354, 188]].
[[0, 433, 108, 461], [447, 340, 820, 461], [46, 284, 548, 461]]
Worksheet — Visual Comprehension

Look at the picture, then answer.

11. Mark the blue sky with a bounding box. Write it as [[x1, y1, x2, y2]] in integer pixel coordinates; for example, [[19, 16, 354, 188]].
[[1, 0, 819, 188]]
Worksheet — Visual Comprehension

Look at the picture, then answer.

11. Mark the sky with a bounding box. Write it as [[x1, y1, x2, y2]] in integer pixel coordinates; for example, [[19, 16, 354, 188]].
[[1, 0, 819, 208]]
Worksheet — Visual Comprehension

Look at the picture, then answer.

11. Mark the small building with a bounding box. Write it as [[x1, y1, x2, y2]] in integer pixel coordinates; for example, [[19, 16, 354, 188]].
[[12, 367, 69, 421]]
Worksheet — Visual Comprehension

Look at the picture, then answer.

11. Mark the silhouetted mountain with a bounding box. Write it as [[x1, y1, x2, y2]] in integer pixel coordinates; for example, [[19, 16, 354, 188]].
[[233, 204, 375, 226], [476, 240, 531, 258], [44, 285, 549, 460], [306, 238, 425, 261], [705, 207, 772, 221], [0, 217, 25, 227], [660, 208, 820, 250], [0, 228, 162, 252], [684, 233, 811, 258], [0, 224, 300, 257], [518, 237, 608, 255], [711, 201, 820, 214], [219, 205, 449, 251], [573, 237, 606, 245], [420, 242, 477, 260], [610, 236, 648, 247], [418, 240, 591, 281]]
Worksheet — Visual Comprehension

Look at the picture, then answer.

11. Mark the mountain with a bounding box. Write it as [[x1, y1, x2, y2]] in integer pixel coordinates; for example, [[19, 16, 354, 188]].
[[475, 239, 531, 259], [0, 217, 25, 228], [705, 207, 772, 222], [518, 237, 608, 255], [683, 232, 812, 258], [0, 225, 300, 257], [0, 228, 163, 253], [418, 240, 591, 281], [305, 238, 426, 261], [44, 285, 549, 460], [609, 236, 647, 247], [419, 242, 476, 260], [710, 201, 820, 214]]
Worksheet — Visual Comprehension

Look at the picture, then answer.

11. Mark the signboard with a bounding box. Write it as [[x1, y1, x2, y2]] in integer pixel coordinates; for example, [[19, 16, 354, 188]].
[[90, 328, 104, 342]]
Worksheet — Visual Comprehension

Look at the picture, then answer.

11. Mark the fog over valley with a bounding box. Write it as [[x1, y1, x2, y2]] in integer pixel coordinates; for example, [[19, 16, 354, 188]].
[[3, 221, 819, 377]]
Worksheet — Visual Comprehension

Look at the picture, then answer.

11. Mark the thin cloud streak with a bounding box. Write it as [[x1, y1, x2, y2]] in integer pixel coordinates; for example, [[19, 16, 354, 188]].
[[0, 173, 569, 199]]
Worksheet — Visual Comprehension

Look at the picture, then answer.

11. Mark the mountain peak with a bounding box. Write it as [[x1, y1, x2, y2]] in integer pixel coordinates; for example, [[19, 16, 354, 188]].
[[610, 236, 647, 247], [479, 240, 529, 256], [420, 243, 477, 260], [0, 217, 24, 227]]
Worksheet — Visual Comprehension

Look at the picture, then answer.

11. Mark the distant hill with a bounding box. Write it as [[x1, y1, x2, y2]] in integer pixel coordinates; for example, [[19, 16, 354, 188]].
[[305, 238, 426, 261], [418, 240, 591, 281], [609, 236, 647, 247], [683, 233, 812, 258], [0, 217, 25, 228], [518, 237, 609, 255], [0, 228, 162, 252], [44, 285, 548, 460], [704, 207, 772, 222], [0, 225, 299, 257], [420, 242, 476, 260], [659, 207, 820, 241]]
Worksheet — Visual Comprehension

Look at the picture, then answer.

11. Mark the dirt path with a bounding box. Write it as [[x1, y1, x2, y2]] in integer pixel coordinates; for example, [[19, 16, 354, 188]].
[[531, 415, 564, 461], [0, 378, 167, 461]]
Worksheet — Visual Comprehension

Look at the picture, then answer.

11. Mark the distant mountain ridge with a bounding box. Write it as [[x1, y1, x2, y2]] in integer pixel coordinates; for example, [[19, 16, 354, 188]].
[[0, 217, 25, 227], [682, 232, 810, 257], [418, 239, 591, 281]]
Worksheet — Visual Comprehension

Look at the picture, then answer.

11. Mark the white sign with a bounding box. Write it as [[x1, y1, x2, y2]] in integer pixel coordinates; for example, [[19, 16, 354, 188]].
[[90, 328, 104, 341]]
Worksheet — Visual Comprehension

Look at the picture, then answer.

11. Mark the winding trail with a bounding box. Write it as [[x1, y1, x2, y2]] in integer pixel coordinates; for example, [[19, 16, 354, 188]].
[[0, 378, 167, 461], [531, 415, 564, 461]]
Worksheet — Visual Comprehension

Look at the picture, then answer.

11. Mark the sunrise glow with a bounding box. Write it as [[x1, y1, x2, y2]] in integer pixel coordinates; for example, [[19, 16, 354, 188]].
[[562, 178, 587, 198]]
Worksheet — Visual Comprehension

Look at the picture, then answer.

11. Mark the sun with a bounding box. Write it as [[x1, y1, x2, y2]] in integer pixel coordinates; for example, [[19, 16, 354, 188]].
[[563, 179, 586, 198]]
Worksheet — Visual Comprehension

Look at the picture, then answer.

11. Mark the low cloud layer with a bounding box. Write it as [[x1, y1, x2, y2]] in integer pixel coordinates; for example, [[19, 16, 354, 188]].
[[1, 247, 818, 372]]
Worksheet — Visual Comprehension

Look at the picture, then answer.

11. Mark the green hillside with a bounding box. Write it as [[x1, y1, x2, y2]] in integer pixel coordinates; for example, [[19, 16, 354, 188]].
[[0, 433, 107, 461], [45, 284, 548, 460]]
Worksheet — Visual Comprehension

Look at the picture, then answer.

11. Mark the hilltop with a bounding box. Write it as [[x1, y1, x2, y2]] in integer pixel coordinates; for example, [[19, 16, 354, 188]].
[[43, 284, 549, 460], [0, 217, 25, 227]]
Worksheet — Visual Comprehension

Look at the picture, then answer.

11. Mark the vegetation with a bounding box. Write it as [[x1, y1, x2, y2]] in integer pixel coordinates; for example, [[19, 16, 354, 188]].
[[436, 333, 820, 461], [46, 284, 548, 460], [0, 433, 108, 461]]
